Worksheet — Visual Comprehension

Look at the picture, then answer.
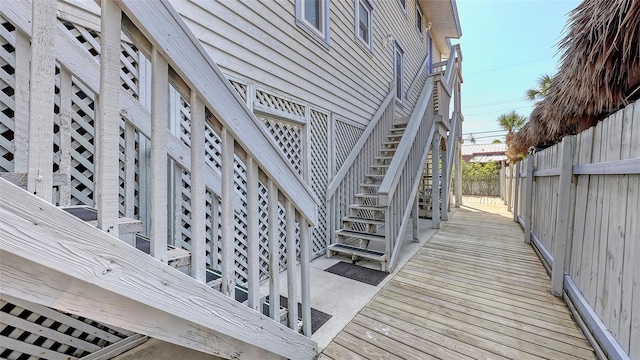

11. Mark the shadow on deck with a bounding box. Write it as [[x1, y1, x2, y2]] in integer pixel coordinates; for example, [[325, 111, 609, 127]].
[[320, 196, 595, 359]]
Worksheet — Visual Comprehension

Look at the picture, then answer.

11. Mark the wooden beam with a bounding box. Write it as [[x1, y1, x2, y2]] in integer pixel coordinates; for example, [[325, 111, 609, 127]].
[[246, 157, 260, 311], [285, 200, 298, 330], [441, 145, 449, 221], [58, 68, 73, 207], [572, 157, 640, 175], [26, 0, 56, 201], [0, 179, 317, 359], [12, 29, 30, 173], [150, 48, 169, 262], [190, 92, 206, 283], [523, 156, 534, 244], [513, 162, 520, 222], [268, 179, 280, 321], [96, 0, 122, 235], [455, 145, 462, 207], [300, 218, 312, 337], [551, 137, 575, 296], [431, 133, 440, 229]]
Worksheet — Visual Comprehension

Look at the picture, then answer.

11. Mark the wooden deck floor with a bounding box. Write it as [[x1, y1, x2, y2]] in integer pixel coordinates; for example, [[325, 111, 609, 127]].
[[320, 198, 595, 360]]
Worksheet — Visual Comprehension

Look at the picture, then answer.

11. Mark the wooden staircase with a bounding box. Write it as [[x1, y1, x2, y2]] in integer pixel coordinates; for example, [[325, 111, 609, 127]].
[[327, 122, 407, 271]]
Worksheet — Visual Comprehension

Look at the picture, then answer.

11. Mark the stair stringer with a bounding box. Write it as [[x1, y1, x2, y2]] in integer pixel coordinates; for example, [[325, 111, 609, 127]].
[[0, 179, 317, 360]]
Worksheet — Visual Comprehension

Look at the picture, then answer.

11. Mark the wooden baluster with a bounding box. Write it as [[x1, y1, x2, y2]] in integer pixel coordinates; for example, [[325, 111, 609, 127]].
[[124, 121, 136, 218], [27, 0, 56, 201], [285, 200, 298, 330], [300, 218, 312, 336], [58, 68, 72, 207], [221, 127, 236, 296], [13, 29, 30, 173], [455, 146, 462, 207], [190, 93, 206, 283], [441, 144, 449, 221], [96, 0, 121, 235], [513, 162, 521, 222], [150, 48, 168, 262], [246, 157, 260, 311], [268, 179, 280, 320]]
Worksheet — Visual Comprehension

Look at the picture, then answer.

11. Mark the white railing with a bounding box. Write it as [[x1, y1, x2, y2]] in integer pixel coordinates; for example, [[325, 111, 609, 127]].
[[325, 88, 396, 244], [0, 0, 318, 357], [378, 76, 436, 271]]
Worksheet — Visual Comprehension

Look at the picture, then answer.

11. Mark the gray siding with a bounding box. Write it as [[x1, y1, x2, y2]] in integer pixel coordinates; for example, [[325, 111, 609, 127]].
[[171, 0, 443, 125]]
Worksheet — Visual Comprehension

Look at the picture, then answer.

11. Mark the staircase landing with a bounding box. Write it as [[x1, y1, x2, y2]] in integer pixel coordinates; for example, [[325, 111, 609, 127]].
[[320, 197, 595, 359]]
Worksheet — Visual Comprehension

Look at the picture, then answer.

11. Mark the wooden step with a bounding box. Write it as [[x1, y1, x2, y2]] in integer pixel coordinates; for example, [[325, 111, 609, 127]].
[[360, 183, 381, 189], [327, 243, 386, 263], [342, 216, 385, 226], [382, 141, 399, 146], [349, 204, 385, 212], [365, 173, 384, 180], [336, 229, 385, 243]]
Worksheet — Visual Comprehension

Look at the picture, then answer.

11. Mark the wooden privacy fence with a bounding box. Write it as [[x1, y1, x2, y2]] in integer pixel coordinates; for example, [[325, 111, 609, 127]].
[[504, 101, 639, 360]]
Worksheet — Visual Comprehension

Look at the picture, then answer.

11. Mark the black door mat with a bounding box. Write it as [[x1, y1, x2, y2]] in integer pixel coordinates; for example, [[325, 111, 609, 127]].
[[324, 261, 389, 286], [264, 295, 332, 334]]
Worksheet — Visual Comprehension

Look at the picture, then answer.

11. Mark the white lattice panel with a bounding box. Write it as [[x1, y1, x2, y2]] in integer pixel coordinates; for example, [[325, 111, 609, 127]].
[[0, 17, 16, 172], [258, 116, 303, 175], [68, 79, 96, 206], [255, 89, 305, 117], [335, 120, 364, 170], [0, 298, 131, 360], [229, 80, 247, 102], [309, 110, 329, 257]]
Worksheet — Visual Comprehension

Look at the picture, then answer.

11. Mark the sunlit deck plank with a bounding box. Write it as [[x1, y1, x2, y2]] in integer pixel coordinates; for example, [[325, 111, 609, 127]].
[[322, 197, 595, 359]]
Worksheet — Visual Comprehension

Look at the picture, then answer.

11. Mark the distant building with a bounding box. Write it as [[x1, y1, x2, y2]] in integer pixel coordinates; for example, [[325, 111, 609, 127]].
[[461, 143, 508, 166]]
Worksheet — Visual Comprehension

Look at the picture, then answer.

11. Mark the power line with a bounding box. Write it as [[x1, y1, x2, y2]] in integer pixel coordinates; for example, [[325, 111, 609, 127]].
[[465, 56, 553, 77], [466, 105, 533, 117], [462, 129, 506, 135], [465, 98, 527, 109]]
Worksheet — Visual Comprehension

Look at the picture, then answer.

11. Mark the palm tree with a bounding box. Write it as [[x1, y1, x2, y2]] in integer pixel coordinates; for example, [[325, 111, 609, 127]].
[[526, 74, 552, 101], [497, 110, 527, 134]]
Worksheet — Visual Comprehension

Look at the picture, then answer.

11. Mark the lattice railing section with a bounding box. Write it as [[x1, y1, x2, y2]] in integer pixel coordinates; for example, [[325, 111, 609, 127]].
[[258, 115, 303, 176], [309, 110, 329, 257], [335, 120, 365, 170], [0, 17, 15, 173], [0, 296, 134, 360], [229, 80, 247, 103], [255, 89, 306, 118]]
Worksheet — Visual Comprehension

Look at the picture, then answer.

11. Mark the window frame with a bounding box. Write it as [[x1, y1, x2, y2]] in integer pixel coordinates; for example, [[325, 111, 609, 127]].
[[295, 0, 331, 47], [394, 40, 405, 104], [416, 4, 424, 38], [354, 0, 374, 51], [397, 0, 408, 15]]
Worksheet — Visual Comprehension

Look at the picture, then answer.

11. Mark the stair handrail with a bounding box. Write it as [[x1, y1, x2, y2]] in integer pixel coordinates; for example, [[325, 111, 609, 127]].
[[378, 75, 437, 271], [405, 53, 432, 107], [326, 88, 396, 200], [117, 0, 318, 226]]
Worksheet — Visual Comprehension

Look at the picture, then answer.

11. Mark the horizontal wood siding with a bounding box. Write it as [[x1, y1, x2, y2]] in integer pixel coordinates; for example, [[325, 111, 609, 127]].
[[171, 0, 442, 126]]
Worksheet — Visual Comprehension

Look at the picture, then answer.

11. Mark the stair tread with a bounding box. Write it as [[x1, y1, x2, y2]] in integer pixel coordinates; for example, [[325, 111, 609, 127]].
[[355, 193, 380, 198], [342, 216, 385, 225], [336, 229, 385, 241], [350, 204, 385, 210], [360, 183, 381, 187], [327, 243, 386, 260]]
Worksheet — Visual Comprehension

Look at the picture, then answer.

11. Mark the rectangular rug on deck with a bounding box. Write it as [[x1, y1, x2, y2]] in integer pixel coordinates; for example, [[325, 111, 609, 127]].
[[324, 261, 389, 286]]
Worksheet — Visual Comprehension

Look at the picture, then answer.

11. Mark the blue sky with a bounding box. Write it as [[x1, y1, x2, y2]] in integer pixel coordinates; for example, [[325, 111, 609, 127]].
[[452, 0, 581, 144]]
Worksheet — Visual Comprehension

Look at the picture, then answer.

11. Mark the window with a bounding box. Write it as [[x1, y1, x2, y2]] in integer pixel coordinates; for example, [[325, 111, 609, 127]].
[[394, 41, 404, 103], [355, 0, 373, 50], [296, 0, 331, 46], [416, 4, 424, 36]]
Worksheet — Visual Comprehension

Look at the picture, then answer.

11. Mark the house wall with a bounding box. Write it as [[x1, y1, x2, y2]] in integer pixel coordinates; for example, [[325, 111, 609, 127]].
[[170, 0, 443, 125]]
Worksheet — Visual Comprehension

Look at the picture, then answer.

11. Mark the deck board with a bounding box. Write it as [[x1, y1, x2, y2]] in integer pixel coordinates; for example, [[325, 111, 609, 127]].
[[322, 198, 595, 359]]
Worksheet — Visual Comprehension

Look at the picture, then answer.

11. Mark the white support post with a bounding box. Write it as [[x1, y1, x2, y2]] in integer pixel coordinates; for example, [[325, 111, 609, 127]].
[[26, 0, 56, 201], [285, 200, 298, 330], [96, 0, 122, 235], [13, 29, 30, 173], [431, 134, 440, 229], [150, 48, 168, 262], [513, 162, 521, 222], [246, 157, 260, 311], [58, 68, 73, 207], [455, 145, 462, 207], [172, 164, 182, 247], [412, 196, 419, 242], [441, 145, 449, 221], [190, 93, 206, 283], [551, 136, 575, 296], [220, 127, 235, 297], [300, 218, 312, 336], [267, 179, 280, 321], [523, 155, 534, 244]]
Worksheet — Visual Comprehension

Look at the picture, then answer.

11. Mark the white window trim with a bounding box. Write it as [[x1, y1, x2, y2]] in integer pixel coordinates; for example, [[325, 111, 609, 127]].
[[295, 0, 331, 48], [416, 4, 424, 39], [394, 40, 405, 104], [354, 0, 374, 52], [396, 0, 408, 16]]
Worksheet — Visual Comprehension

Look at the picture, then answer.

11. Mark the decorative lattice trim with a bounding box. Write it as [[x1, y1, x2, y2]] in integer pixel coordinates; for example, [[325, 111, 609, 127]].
[[309, 109, 329, 257], [255, 89, 306, 118], [258, 116, 303, 176]]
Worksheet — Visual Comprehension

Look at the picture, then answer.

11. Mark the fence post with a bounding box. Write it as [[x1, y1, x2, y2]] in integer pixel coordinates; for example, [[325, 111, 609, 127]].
[[513, 162, 520, 222], [431, 133, 441, 229], [551, 136, 575, 296], [523, 155, 534, 244]]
